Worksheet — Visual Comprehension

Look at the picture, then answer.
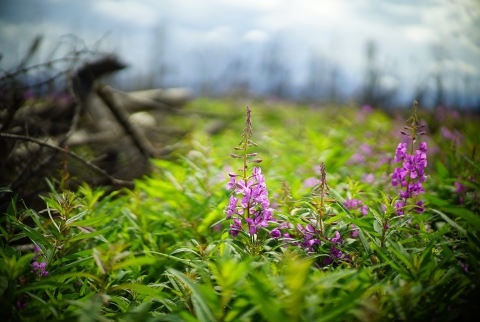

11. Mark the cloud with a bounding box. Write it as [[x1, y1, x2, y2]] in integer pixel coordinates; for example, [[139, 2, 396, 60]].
[[404, 26, 437, 43], [93, 0, 158, 28], [243, 30, 269, 43]]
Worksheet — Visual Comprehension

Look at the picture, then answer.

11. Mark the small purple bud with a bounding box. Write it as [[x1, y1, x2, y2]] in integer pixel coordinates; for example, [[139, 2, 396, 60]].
[[270, 228, 281, 239]]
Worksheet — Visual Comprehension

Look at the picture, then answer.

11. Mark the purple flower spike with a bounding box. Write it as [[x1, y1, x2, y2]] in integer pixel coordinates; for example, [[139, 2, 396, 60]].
[[391, 119, 427, 215], [224, 107, 276, 239]]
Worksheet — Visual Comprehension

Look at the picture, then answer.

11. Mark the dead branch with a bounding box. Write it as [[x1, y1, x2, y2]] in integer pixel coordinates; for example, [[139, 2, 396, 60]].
[[94, 83, 157, 159], [0, 133, 134, 189]]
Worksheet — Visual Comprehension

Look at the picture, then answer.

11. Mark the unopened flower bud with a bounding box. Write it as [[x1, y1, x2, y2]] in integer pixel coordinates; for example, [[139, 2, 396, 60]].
[[247, 159, 263, 163], [230, 154, 242, 159], [418, 131, 426, 135], [400, 131, 409, 136]]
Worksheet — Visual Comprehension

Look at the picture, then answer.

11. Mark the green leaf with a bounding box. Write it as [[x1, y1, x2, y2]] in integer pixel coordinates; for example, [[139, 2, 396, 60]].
[[109, 283, 166, 299], [16, 281, 73, 294], [443, 206, 480, 231], [431, 209, 466, 235], [170, 248, 201, 256], [0, 276, 8, 296], [49, 257, 94, 275], [68, 227, 111, 242], [424, 194, 449, 207], [46, 204, 60, 233], [66, 215, 109, 227], [56, 272, 102, 284], [336, 201, 372, 255], [169, 269, 217, 322], [15, 222, 50, 247], [77, 294, 110, 322], [435, 160, 449, 178], [112, 256, 156, 271]]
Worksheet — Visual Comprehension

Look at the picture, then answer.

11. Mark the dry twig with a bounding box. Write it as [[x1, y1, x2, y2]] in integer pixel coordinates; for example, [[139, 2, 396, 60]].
[[0, 133, 134, 189]]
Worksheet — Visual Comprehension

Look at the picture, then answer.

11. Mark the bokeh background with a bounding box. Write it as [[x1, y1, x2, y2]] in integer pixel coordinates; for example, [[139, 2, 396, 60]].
[[1, 0, 479, 108]]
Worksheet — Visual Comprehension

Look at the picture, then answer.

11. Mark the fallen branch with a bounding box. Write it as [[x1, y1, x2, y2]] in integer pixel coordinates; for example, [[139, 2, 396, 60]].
[[0, 133, 134, 189], [94, 83, 157, 159], [7, 74, 85, 191]]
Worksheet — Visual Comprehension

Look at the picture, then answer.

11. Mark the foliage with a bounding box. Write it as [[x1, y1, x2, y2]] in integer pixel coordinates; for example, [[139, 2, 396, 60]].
[[1, 99, 479, 321]]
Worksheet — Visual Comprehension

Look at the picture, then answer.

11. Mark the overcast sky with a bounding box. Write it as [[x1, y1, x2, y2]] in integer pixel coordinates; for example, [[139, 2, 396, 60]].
[[1, 0, 479, 106]]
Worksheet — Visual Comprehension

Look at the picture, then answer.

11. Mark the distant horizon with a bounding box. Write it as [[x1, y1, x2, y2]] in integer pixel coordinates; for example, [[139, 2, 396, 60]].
[[1, 0, 479, 108]]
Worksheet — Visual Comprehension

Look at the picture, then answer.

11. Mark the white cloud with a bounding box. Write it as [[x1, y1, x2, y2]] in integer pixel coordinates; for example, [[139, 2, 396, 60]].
[[93, 0, 158, 28], [243, 30, 269, 43], [213, 0, 281, 11], [404, 26, 437, 43]]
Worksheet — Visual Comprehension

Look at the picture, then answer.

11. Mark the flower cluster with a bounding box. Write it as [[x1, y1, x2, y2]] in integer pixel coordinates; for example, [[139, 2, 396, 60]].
[[343, 198, 368, 216], [324, 231, 349, 265], [391, 101, 427, 215], [297, 223, 320, 252], [31, 245, 48, 277], [392, 141, 427, 213], [226, 167, 275, 237], [224, 106, 276, 239]]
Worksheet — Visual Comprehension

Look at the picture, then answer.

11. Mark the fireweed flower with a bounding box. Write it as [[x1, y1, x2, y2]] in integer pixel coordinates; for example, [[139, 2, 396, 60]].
[[31, 261, 49, 277], [31, 244, 49, 277], [16, 301, 28, 310], [297, 223, 320, 252], [224, 106, 276, 239], [343, 198, 368, 216], [391, 101, 428, 215], [324, 231, 348, 265], [33, 245, 41, 260]]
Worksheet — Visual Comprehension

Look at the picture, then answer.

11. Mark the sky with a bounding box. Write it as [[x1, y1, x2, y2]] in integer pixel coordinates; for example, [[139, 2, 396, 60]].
[[1, 0, 479, 106]]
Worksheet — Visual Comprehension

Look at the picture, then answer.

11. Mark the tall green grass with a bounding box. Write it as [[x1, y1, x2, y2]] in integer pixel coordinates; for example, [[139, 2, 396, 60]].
[[1, 99, 479, 321]]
